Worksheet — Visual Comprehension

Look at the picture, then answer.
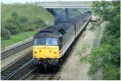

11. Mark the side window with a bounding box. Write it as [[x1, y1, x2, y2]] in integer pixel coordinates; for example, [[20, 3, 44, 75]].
[[58, 29, 66, 35], [59, 37, 63, 49], [59, 37, 63, 44]]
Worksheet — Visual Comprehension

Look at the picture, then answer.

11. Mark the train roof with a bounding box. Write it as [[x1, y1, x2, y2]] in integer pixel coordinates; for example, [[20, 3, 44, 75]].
[[59, 11, 91, 25], [33, 11, 91, 38], [69, 11, 91, 24], [34, 23, 73, 38]]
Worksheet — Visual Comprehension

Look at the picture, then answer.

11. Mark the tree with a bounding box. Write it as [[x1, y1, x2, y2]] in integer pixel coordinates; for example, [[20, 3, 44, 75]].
[[11, 11, 18, 19], [92, 0, 110, 20], [81, 1, 120, 79], [19, 16, 28, 22], [3, 12, 22, 35], [1, 23, 11, 40]]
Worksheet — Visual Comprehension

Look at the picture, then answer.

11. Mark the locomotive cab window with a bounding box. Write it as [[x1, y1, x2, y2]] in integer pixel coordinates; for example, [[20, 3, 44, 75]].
[[34, 38, 58, 45]]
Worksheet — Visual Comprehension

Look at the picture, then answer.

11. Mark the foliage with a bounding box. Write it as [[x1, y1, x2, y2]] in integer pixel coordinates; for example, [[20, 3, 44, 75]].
[[1, 3, 54, 25], [19, 16, 28, 22], [1, 27, 11, 40], [81, 1, 120, 80], [103, 62, 120, 80], [3, 13, 22, 35], [11, 11, 18, 19], [24, 18, 46, 31], [1, 31, 36, 48], [92, 0, 110, 20]]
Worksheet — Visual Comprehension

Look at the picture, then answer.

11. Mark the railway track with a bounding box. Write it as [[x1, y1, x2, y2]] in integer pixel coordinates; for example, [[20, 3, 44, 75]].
[[1, 51, 33, 80], [1, 40, 32, 59], [7, 59, 35, 80], [21, 68, 61, 80]]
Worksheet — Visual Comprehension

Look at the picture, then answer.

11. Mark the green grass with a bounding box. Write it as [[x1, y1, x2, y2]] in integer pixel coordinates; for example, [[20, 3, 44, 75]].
[[1, 3, 54, 25], [1, 31, 36, 49]]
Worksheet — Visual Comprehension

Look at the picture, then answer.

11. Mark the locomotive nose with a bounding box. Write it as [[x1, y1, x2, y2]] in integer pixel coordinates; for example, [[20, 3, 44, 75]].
[[33, 46, 59, 59]]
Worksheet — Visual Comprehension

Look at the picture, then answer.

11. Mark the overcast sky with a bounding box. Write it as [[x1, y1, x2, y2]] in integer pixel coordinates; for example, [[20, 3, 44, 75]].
[[1, 0, 112, 4]]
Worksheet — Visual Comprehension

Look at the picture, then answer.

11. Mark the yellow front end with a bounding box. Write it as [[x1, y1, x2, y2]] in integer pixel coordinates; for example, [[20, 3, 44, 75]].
[[33, 46, 59, 59]]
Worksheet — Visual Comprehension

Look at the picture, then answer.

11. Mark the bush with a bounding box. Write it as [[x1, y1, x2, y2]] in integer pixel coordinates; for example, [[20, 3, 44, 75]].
[[25, 23, 36, 31], [3, 11, 23, 35], [19, 16, 28, 22], [4, 21, 21, 35], [1, 27, 11, 40], [11, 11, 18, 19], [33, 18, 46, 27], [24, 18, 46, 31]]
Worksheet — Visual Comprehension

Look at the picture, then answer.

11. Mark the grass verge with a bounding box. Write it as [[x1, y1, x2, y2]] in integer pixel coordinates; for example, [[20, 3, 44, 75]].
[[1, 31, 36, 49]]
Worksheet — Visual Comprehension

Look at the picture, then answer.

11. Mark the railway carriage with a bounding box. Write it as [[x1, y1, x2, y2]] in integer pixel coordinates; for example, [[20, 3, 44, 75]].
[[32, 11, 91, 69]]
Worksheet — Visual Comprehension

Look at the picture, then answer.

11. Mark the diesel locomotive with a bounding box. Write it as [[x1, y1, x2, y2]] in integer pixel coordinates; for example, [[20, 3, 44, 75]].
[[32, 11, 91, 69]]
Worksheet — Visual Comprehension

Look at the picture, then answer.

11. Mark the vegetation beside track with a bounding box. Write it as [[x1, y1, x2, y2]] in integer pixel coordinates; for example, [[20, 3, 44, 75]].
[[80, 1, 120, 80], [1, 31, 35, 48], [1, 3, 54, 48]]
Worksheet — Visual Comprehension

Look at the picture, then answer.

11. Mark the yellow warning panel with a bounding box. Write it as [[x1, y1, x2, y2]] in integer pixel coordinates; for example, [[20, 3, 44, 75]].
[[33, 46, 59, 59]]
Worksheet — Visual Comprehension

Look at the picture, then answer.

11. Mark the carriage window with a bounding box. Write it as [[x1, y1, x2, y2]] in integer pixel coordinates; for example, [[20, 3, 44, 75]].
[[34, 38, 58, 45]]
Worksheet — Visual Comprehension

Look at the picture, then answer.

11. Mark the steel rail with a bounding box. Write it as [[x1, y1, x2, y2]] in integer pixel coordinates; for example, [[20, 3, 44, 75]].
[[1, 40, 32, 59], [3, 59, 34, 80], [21, 68, 36, 80], [1, 51, 32, 80]]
